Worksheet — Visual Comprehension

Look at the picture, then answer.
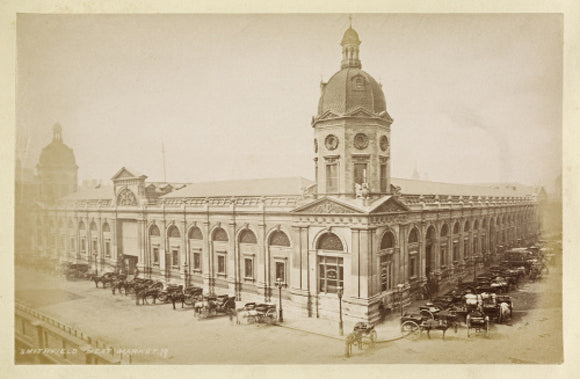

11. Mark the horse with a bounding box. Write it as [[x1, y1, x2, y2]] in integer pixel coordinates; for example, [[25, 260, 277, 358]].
[[498, 302, 511, 323]]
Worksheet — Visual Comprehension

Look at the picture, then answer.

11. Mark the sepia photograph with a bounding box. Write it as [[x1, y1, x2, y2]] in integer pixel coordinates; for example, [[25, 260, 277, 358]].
[[12, 11, 565, 367]]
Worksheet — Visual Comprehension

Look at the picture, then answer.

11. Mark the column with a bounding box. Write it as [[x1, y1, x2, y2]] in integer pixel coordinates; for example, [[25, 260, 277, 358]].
[[181, 219, 188, 285], [202, 220, 212, 293], [350, 228, 361, 298]]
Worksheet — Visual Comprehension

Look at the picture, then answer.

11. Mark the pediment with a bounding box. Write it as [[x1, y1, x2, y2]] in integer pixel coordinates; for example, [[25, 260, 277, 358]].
[[369, 196, 410, 213], [346, 107, 376, 118], [318, 110, 340, 120], [292, 197, 364, 214], [111, 167, 147, 181]]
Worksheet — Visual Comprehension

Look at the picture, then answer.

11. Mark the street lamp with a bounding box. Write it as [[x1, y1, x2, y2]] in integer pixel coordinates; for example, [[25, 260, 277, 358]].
[[275, 278, 284, 322], [93, 252, 98, 276], [397, 284, 405, 317], [183, 263, 189, 289], [337, 286, 344, 336]]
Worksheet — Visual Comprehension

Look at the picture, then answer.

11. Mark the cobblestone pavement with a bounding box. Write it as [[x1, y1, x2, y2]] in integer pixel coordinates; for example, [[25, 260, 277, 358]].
[[15, 262, 562, 364]]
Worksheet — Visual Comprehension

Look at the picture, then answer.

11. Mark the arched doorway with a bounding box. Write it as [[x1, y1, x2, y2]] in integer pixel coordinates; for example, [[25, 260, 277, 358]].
[[425, 226, 437, 276]]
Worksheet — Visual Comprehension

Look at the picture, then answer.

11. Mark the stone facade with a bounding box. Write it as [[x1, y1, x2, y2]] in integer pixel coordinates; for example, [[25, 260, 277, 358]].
[[31, 25, 541, 324]]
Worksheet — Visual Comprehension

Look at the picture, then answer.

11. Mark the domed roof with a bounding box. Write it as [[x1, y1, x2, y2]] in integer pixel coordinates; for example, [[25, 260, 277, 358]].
[[37, 124, 78, 169], [341, 27, 361, 46], [317, 68, 387, 117]]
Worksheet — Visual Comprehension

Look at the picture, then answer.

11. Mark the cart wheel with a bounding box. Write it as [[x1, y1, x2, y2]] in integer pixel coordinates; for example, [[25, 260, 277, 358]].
[[145, 294, 156, 305], [266, 308, 277, 324], [369, 330, 377, 347], [401, 321, 420, 340], [184, 297, 194, 306], [420, 310, 435, 320], [158, 292, 168, 303]]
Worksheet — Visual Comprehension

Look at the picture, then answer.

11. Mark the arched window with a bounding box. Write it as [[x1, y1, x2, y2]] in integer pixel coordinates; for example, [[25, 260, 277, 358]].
[[453, 222, 460, 234], [167, 225, 181, 238], [149, 225, 160, 236], [269, 231, 290, 247], [380, 231, 395, 249], [408, 228, 419, 243], [464, 221, 470, 232], [317, 233, 343, 251], [188, 227, 203, 240], [102, 222, 111, 233], [440, 224, 449, 237], [239, 229, 257, 244], [117, 188, 137, 206], [212, 227, 228, 242]]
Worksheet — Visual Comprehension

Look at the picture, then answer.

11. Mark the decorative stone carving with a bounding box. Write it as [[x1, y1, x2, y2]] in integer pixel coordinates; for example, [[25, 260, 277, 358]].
[[354, 133, 369, 150], [325, 134, 339, 151], [379, 135, 389, 151], [117, 188, 137, 206], [301, 200, 359, 214]]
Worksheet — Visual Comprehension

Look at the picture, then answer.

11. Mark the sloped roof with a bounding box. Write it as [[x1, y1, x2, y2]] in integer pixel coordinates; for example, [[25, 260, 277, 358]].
[[392, 177, 538, 197], [61, 185, 114, 200], [161, 177, 314, 198]]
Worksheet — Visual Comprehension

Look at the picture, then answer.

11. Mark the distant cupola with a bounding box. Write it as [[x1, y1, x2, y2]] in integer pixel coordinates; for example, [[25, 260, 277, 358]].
[[341, 18, 362, 69]]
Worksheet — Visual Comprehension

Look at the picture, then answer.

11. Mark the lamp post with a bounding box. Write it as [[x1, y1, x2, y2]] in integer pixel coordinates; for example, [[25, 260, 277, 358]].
[[183, 263, 188, 289], [93, 252, 98, 276], [337, 286, 344, 336], [397, 284, 405, 317], [275, 278, 284, 322]]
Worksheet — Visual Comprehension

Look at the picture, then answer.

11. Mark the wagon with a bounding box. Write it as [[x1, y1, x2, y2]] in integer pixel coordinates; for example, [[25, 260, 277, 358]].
[[345, 322, 377, 357], [194, 294, 236, 319], [466, 310, 489, 337], [239, 302, 277, 324]]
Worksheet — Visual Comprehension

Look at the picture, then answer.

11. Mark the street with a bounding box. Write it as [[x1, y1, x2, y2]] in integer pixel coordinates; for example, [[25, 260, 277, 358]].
[[15, 261, 562, 364]]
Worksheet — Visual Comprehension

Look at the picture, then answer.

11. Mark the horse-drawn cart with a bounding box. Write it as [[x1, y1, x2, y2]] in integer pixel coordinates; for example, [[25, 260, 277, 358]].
[[194, 295, 236, 319], [345, 322, 377, 357], [466, 310, 489, 337], [238, 302, 277, 324]]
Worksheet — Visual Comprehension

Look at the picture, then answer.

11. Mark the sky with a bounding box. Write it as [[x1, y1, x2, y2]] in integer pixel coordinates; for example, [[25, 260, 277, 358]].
[[16, 14, 562, 192]]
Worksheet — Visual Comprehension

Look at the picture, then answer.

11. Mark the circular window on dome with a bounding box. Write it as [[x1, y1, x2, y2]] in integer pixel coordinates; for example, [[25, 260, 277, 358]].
[[354, 133, 369, 150], [380, 135, 389, 152], [325, 134, 339, 151]]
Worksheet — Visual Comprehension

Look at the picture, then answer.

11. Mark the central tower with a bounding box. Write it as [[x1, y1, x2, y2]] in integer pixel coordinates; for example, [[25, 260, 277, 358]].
[[312, 24, 393, 200]]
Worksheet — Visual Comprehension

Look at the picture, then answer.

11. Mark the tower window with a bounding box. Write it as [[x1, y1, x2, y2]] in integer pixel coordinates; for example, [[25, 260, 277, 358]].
[[380, 164, 387, 192], [354, 163, 367, 185], [326, 163, 338, 193]]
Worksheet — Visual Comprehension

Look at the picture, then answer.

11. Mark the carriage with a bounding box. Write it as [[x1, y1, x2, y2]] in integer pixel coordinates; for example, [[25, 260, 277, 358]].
[[135, 281, 165, 305], [91, 272, 119, 288], [345, 322, 377, 357], [239, 302, 277, 324], [183, 287, 204, 306], [400, 304, 458, 339], [194, 294, 236, 319], [65, 263, 91, 280], [466, 310, 489, 337]]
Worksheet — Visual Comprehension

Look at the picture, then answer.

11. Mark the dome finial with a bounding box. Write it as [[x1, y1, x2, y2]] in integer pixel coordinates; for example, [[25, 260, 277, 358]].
[[340, 18, 361, 69], [52, 123, 63, 142]]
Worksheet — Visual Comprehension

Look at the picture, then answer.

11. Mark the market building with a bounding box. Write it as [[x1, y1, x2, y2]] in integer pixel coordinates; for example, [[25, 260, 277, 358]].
[[29, 25, 541, 323]]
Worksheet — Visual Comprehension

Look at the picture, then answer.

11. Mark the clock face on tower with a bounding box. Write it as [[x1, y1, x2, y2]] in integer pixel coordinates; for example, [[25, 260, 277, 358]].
[[325, 134, 339, 151], [354, 133, 369, 150], [380, 135, 389, 152]]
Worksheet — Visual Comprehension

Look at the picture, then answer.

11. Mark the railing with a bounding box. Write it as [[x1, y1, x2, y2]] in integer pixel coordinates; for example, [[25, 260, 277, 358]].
[[15, 303, 132, 364]]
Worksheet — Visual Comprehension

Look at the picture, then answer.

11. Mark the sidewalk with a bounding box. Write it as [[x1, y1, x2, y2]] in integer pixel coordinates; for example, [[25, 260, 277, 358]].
[[261, 295, 433, 343]]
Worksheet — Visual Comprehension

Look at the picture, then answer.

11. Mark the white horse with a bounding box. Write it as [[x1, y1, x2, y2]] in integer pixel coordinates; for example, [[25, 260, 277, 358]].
[[498, 302, 511, 323]]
